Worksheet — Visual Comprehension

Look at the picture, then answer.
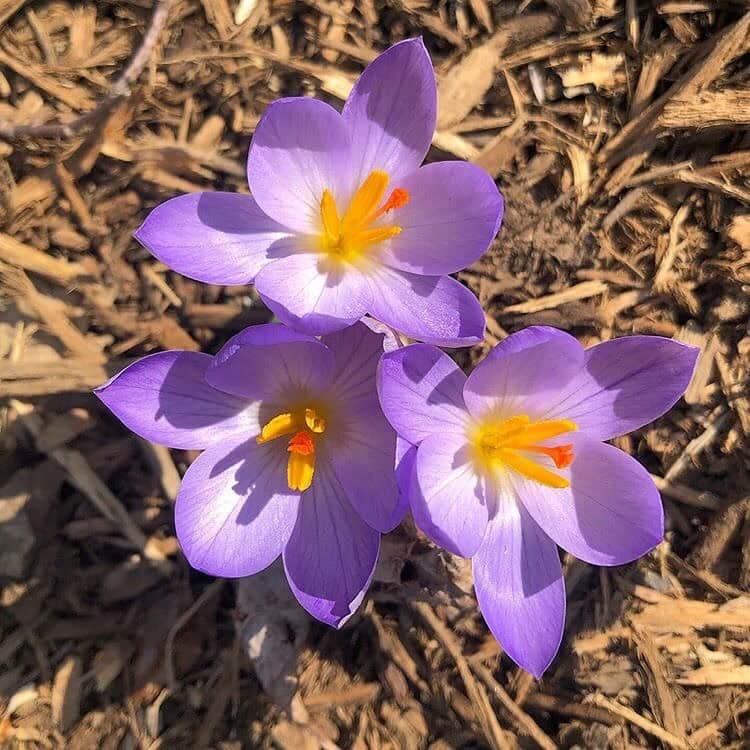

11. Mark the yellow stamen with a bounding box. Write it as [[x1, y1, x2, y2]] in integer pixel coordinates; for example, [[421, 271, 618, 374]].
[[497, 449, 572, 489], [256, 412, 298, 444], [320, 190, 341, 241], [318, 170, 409, 262], [288, 446, 315, 491], [472, 414, 578, 488], [304, 408, 326, 434], [342, 170, 389, 231], [257, 407, 327, 491], [503, 419, 577, 447]]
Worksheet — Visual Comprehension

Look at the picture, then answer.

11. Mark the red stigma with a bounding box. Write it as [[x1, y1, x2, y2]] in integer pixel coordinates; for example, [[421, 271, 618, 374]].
[[288, 431, 315, 455], [548, 444, 574, 469], [381, 188, 409, 213]]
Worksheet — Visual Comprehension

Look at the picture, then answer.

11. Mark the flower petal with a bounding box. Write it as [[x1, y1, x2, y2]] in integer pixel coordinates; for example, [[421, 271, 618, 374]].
[[394, 437, 416, 520], [377, 344, 468, 445], [367, 266, 485, 347], [325, 418, 399, 533], [381, 161, 504, 275], [134, 192, 295, 285], [543, 336, 699, 441], [95, 351, 257, 450], [516, 433, 663, 565], [463, 326, 585, 420], [255, 253, 372, 336], [342, 38, 437, 186], [412, 431, 488, 557], [175, 439, 299, 577], [473, 497, 565, 678], [322, 323, 401, 532], [205, 323, 335, 404], [247, 97, 352, 233], [283, 463, 380, 627]]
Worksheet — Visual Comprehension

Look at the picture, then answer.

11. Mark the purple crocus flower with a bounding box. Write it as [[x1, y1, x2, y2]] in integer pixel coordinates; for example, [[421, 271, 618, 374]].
[[377, 327, 698, 676], [134, 39, 503, 347], [96, 322, 404, 626]]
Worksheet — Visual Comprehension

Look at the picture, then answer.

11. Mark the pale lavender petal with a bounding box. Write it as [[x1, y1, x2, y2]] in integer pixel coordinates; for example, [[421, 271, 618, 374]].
[[381, 162, 504, 275], [247, 97, 352, 233], [543, 336, 699, 441], [377, 344, 468, 444], [367, 266, 484, 347], [360, 316, 401, 352], [205, 323, 334, 404], [463, 326, 585, 420], [342, 38, 436, 186], [283, 462, 380, 627], [473, 497, 565, 678], [516, 434, 663, 566], [255, 253, 371, 336], [134, 192, 295, 285], [412, 431, 488, 557], [175, 439, 299, 577], [95, 351, 258, 450]]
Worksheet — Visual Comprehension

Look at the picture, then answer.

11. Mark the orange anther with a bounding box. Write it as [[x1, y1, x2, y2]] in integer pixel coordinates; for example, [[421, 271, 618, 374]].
[[288, 431, 315, 455]]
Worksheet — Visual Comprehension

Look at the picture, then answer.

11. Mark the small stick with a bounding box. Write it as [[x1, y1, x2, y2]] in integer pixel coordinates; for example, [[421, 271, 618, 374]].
[[165, 579, 225, 691], [504, 280, 608, 315], [523, 692, 622, 726], [472, 663, 557, 750], [650, 473, 722, 511], [664, 405, 731, 483], [9, 399, 168, 565], [137, 439, 181, 502], [590, 695, 691, 750], [412, 601, 512, 750], [0, 0, 174, 140]]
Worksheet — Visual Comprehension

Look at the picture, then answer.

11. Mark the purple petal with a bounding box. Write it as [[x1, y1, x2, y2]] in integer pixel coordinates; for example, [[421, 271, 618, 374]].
[[283, 462, 380, 627], [321, 323, 401, 532], [377, 344, 468, 445], [367, 266, 485, 347], [463, 326, 585, 420], [326, 418, 400, 533], [516, 433, 663, 565], [205, 323, 334, 404], [394, 437, 416, 522], [95, 351, 257, 450], [543, 336, 699, 441], [473, 498, 565, 678], [412, 431, 488, 557], [322, 320, 389, 402], [380, 162, 504, 275], [175, 439, 299, 577], [255, 253, 371, 336], [342, 38, 437, 186], [247, 97, 352, 233], [134, 192, 295, 285]]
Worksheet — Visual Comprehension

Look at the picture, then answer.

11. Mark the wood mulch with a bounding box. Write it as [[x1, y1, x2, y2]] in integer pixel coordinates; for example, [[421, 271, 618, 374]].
[[1, 1, 749, 748]]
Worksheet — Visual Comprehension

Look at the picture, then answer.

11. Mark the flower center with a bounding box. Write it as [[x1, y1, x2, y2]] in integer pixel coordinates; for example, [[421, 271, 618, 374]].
[[256, 407, 327, 491], [470, 414, 577, 489], [318, 169, 409, 262]]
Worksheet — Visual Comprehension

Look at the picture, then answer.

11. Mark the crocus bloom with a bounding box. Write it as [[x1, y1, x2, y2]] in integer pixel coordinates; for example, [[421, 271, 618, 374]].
[[377, 327, 698, 676], [96, 322, 404, 626], [134, 39, 503, 347]]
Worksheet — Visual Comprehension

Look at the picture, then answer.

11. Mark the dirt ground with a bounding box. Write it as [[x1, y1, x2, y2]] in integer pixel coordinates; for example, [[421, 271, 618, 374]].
[[1, 1, 750, 748]]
